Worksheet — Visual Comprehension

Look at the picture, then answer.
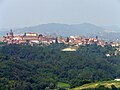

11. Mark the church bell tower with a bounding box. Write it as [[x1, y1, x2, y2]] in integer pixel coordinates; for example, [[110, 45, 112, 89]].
[[9, 29, 14, 38]]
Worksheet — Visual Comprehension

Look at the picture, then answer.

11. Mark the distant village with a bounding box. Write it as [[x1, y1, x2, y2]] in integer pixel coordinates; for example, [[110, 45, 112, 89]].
[[0, 30, 120, 55]]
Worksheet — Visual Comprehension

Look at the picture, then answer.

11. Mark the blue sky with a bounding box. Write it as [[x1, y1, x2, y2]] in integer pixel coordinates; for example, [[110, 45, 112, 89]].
[[0, 0, 120, 28]]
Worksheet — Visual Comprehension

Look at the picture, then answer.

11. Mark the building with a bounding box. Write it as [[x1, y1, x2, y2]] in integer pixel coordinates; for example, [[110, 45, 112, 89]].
[[1, 30, 107, 47], [2, 30, 57, 45]]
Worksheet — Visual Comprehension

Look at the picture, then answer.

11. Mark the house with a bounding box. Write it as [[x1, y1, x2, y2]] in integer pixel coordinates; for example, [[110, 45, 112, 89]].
[[25, 32, 38, 36], [111, 42, 119, 47], [106, 54, 111, 57], [114, 78, 120, 81], [61, 48, 77, 52]]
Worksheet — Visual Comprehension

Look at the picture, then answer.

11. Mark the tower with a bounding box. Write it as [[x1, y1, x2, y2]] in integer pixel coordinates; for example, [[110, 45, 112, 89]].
[[9, 29, 13, 38], [66, 37, 69, 42], [96, 36, 98, 40]]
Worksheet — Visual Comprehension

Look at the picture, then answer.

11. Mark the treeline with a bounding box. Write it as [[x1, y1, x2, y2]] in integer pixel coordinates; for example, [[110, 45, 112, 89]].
[[0, 44, 120, 90]]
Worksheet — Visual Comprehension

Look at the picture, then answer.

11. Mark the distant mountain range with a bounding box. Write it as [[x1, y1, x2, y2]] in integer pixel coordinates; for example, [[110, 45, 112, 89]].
[[14, 23, 104, 36], [0, 23, 120, 41]]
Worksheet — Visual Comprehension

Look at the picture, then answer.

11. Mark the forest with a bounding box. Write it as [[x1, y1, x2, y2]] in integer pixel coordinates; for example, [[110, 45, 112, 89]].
[[0, 44, 120, 90]]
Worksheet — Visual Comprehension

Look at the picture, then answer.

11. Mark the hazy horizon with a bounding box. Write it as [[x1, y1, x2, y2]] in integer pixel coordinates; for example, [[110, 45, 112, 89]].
[[0, 0, 120, 28]]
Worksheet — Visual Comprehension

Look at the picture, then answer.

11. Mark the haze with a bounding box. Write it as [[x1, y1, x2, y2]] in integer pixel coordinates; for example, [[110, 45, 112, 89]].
[[0, 0, 120, 28]]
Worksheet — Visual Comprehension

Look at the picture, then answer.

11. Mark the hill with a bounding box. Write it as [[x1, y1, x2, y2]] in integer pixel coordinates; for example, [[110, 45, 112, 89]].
[[14, 23, 104, 36], [0, 44, 120, 89], [72, 80, 120, 90], [1, 23, 120, 41]]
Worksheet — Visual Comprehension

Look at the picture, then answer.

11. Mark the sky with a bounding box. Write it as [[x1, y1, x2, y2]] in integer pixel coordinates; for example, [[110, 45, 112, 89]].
[[0, 0, 120, 28]]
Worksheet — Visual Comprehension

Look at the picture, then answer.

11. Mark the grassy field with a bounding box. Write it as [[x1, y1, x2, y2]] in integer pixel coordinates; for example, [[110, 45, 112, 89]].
[[57, 82, 70, 89], [71, 80, 120, 90]]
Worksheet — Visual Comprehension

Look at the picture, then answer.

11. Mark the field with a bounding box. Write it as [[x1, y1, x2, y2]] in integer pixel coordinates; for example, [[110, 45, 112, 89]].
[[57, 82, 70, 89], [72, 80, 120, 90]]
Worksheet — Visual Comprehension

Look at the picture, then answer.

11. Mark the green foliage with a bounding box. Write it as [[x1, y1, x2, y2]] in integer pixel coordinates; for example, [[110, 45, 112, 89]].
[[0, 42, 7, 45], [0, 44, 120, 89]]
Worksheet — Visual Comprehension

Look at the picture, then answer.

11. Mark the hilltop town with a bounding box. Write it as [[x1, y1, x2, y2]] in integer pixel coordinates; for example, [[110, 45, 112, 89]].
[[1, 29, 120, 57], [0, 29, 119, 47], [0, 30, 120, 89]]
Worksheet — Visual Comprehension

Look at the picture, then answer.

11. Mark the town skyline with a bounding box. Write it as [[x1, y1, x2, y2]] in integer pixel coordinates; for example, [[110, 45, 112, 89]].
[[0, 29, 119, 47]]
